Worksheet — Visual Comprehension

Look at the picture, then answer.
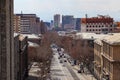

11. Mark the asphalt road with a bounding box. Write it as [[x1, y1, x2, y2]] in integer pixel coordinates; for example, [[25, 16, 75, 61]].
[[50, 48, 80, 80]]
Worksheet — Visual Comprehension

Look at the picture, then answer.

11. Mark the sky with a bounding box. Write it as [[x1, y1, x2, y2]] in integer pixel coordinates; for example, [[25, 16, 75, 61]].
[[14, 0, 120, 22]]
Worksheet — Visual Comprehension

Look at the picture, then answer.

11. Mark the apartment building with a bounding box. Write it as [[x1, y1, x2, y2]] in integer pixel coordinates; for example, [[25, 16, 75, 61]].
[[102, 34, 120, 80], [114, 22, 120, 33], [94, 33, 120, 80], [14, 33, 28, 80], [94, 35, 108, 80], [81, 15, 114, 34], [14, 14, 41, 34], [14, 15, 21, 33], [54, 14, 60, 28], [62, 15, 76, 31]]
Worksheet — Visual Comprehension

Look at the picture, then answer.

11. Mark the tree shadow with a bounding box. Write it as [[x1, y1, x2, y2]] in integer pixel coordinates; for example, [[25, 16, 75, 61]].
[[27, 75, 38, 80]]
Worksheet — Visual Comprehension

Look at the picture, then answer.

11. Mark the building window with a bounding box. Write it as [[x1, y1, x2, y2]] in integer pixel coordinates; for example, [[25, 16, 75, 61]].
[[110, 29, 112, 31], [110, 25, 113, 27]]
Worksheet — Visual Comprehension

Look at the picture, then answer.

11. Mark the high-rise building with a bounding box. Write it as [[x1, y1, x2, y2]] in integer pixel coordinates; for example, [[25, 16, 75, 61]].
[[14, 15, 21, 33], [75, 18, 81, 31], [44, 22, 51, 30], [54, 14, 60, 28], [14, 14, 41, 34], [62, 15, 75, 30], [50, 20, 54, 30], [0, 0, 14, 80], [40, 20, 47, 34]]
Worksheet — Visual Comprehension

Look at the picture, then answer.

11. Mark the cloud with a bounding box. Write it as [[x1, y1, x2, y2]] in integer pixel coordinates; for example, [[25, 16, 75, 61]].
[[14, 0, 120, 21]]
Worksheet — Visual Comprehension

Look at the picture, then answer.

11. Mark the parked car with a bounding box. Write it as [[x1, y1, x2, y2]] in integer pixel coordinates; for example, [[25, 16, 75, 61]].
[[60, 60, 63, 63]]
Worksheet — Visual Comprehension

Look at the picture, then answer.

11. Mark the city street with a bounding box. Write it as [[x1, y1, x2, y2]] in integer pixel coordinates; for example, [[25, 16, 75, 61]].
[[50, 48, 75, 80], [50, 48, 96, 80]]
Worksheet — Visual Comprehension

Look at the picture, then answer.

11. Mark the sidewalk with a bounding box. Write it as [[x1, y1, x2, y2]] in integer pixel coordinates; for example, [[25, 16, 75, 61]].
[[27, 62, 41, 80], [72, 65, 97, 80]]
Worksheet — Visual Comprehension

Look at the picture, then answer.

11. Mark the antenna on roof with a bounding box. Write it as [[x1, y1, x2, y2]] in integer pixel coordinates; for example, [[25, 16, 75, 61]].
[[21, 11, 23, 14], [85, 14, 88, 18]]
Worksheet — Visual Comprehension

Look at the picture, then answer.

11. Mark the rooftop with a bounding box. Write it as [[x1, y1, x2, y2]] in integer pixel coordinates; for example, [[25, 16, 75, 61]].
[[14, 33, 19, 37], [102, 33, 120, 45], [94, 35, 109, 45], [75, 32, 107, 40], [28, 41, 39, 47], [22, 34, 41, 39]]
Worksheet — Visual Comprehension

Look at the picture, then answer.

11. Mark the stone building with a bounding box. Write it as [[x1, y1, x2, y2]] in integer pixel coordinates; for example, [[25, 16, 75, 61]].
[[94, 33, 120, 80], [19, 34, 28, 80], [94, 35, 108, 80], [0, 0, 14, 80], [14, 33, 28, 80]]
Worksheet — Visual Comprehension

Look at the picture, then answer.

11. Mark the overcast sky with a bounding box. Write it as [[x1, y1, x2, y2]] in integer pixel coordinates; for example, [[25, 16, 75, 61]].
[[14, 0, 120, 22]]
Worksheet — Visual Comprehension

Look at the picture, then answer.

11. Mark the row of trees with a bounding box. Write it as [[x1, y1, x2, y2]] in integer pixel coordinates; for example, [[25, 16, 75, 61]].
[[58, 35, 94, 66], [28, 31, 94, 79], [28, 31, 61, 79]]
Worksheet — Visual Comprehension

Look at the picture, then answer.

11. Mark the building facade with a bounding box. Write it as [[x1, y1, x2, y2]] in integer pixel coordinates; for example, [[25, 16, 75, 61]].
[[44, 22, 51, 30], [14, 33, 28, 80], [102, 34, 120, 80], [94, 33, 120, 80], [81, 15, 114, 34], [62, 15, 74, 30], [94, 38, 104, 80], [54, 14, 60, 28], [14, 14, 41, 34], [0, 0, 14, 80], [19, 35, 28, 80], [14, 15, 21, 33], [14, 34, 20, 80], [75, 18, 81, 31]]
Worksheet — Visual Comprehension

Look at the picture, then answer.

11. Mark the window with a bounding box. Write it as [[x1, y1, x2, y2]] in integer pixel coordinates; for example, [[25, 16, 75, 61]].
[[110, 25, 113, 27]]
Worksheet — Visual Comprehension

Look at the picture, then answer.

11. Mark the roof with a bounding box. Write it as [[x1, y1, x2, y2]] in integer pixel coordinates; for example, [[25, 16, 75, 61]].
[[75, 32, 98, 40], [28, 41, 39, 47], [14, 33, 19, 37], [22, 34, 41, 39], [94, 35, 109, 45], [19, 34, 26, 41], [102, 33, 120, 45]]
